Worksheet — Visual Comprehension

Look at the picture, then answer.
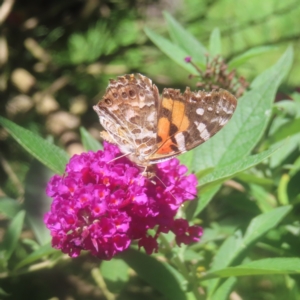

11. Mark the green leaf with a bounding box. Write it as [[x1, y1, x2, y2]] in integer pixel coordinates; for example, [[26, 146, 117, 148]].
[[0, 117, 69, 175], [188, 145, 279, 217], [24, 160, 52, 245], [228, 46, 277, 69], [289, 155, 300, 177], [68, 22, 117, 64], [210, 232, 243, 272], [242, 205, 292, 246], [100, 258, 129, 293], [206, 206, 291, 294], [211, 277, 237, 300], [163, 11, 207, 66], [269, 118, 300, 143], [121, 248, 187, 300], [204, 258, 300, 280], [144, 27, 197, 75], [1, 210, 25, 260], [278, 174, 290, 205], [0, 197, 22, 219], [249, 184, 276, 213], [251, 46, 293, 89], [80, 127, 102, 151], [274, 99, 300, 118], [236, 173, 273, 186], [209, 28, 222, 57], [207, 232, 243, 296], [179, 153, 192, 171], [27, 215, 50, 246], [15, 242, 57, 270], [188, 46, 293, 174], [0, 287, 10, 297], [269, 135, 300, 168], [188, 184, 221, 218], [198, 143, 282, 188]]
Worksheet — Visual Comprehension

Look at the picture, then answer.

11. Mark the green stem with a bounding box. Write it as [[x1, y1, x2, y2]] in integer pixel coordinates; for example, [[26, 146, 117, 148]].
[[159, 235, 205, 300], [91, 268, 116, 300]]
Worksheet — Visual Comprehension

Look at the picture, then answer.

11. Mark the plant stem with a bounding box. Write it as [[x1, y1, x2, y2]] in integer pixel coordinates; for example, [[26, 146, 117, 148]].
[[159, 234, 205, 300]]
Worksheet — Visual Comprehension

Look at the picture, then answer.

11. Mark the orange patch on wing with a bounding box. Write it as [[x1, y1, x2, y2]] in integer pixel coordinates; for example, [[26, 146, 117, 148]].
[[157, 117, 175, 155], [162, 97, 173, 111], [156, 139, 174, 154], [156, 101, 189, 155], [157, 117, 170, 143], [171, 101, 190, 131]]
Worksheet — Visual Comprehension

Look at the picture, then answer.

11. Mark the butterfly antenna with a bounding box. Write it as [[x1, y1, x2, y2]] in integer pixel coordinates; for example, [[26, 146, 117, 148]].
[[107, 152, 131, 164]]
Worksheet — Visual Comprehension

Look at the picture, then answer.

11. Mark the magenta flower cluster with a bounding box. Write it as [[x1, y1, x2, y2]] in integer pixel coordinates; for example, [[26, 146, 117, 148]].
[[45, 142, 202, 260]]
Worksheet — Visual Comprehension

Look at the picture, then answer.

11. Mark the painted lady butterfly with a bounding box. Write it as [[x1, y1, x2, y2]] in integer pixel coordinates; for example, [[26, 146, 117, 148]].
[[93, 74, 237, 169]]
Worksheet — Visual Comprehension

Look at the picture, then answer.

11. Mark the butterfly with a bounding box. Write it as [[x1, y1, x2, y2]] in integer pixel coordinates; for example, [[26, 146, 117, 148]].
[[93, 74, 237, 169]]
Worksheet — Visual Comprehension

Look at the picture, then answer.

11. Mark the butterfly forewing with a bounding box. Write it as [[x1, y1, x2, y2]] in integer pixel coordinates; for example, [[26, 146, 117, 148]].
[[183, 88, 237, 147], [94, 74, 160, 159], [149, 88, 237, 163]]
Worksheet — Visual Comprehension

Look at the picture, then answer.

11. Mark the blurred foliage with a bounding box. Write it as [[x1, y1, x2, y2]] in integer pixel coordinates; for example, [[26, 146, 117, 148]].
[[1, 0, 300, 299]]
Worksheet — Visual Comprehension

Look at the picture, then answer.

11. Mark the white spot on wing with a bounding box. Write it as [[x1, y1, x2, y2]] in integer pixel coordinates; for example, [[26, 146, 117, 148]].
[[147, 111, 155, 122], [196, 107, 204, 115], [174, 132, 186, 152], [219, 116, 229, 126], [195, 121, 211, 141], [210, 117, 219, 123], [223, 104, 234, 115], [196, 122, 205, 132]]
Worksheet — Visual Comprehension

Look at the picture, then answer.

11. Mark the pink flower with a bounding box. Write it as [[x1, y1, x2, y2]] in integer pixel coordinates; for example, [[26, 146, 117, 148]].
[[44, 142, 202, 260]]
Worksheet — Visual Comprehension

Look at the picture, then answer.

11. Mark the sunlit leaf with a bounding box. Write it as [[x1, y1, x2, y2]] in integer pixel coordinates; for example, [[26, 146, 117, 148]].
[[100, 258, 129, 293], [80, 127, 102, 151], [144, 27, 197, 75], [198, 143, 282, 188], [228, 46, 277, 69], [243, 205, 292, 246], [209, 28, 222, 57], [163, 11, 207, 66], [0, 117, 69, 175], [204, 258, 300, 280]]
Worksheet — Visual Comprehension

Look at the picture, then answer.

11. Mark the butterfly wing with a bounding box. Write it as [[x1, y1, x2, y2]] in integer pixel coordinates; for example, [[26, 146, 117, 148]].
[[93, 74, 160, 160], [148, 87, 237, 163]]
